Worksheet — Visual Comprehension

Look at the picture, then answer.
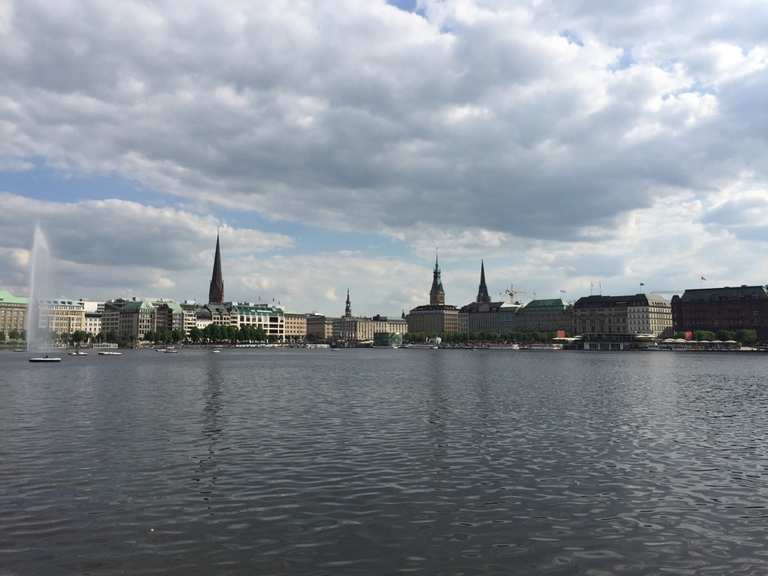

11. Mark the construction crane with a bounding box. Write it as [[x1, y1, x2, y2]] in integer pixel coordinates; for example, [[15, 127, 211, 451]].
[[500, 284, 533, 305]]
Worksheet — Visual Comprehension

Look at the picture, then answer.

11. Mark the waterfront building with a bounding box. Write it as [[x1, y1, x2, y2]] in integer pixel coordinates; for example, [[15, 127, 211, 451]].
[[84, 312, 102, 337], [153, 301, 185, 334], [339, 314, 408, 343], [102, 299, 155, 342], [74, 300, 104, 337], [180, 302, 200, 335], [101, 300, 123, 340], [306, 314, 336, 342], [459, 261, 505, 335], [0, 289, 27, 339], [284, 312, 308, 341], [37, 299, 86, 336], [195, 307, 213, 330], [208, 232, 224, 304], [206, 303, 232, 326], [671, 285, 768, 339], [573, 294, 671, 337], [338, 292, 407, 343], [406, 254, 459, 335], [229, 302, 285, 341], [120, 300, 156, 341], [504, 299, 574, 335]]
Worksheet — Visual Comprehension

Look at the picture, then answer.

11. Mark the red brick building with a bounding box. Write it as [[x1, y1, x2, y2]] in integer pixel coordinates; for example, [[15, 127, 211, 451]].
[[671, 285, 768, 338]]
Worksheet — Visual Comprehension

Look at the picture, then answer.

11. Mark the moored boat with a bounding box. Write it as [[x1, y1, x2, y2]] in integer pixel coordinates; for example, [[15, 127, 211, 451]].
[[29, 356, 62, 363]]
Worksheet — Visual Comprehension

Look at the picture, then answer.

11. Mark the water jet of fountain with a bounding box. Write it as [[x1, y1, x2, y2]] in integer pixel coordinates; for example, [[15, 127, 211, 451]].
[[26, 225, 53, 353]]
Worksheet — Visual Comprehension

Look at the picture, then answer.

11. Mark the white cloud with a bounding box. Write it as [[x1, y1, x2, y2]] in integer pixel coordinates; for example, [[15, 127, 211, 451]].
[[2, 0, 768, 304]]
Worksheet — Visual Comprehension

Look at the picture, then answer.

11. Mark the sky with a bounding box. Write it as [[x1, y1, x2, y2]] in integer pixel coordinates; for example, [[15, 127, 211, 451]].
[[2, 0, 768, 316]]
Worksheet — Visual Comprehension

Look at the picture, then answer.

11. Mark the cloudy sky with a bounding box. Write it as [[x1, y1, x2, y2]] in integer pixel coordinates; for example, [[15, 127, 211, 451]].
[[2, 0, 768, 315]]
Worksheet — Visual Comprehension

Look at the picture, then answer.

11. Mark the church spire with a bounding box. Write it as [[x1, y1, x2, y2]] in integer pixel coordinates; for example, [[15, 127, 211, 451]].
[[208, 230, 224, 304], [429, 249, 445, 306], [477, 260, 491, 303], [344, 288, 352, 317]]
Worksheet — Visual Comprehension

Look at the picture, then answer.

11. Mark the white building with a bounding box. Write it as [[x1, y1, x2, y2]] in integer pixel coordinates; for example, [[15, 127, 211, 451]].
[[230, 302, 285, 341]]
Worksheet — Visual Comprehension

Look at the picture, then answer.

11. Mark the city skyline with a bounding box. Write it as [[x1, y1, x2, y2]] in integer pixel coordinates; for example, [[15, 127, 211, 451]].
[[3, 1, 768, 315], [1, 221, 766, 318]]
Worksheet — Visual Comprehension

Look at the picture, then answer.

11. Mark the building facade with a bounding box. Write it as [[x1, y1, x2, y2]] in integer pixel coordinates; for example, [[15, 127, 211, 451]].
[[505, 299, 574, 334], [84, 312, 102, 337], [181, 302, 200, 335], [37, 300, 86, 336], [154, 301, 185, 334], [120, 300, 156, 341], [306, 314, 336, 342], [407, 254, 459, 335], [574, 294, 671, 337], [0, 289, 27, 338], [102, 299, 155, 342], [284, 313, 308, 341], [671, 285, 768, 338], [336, 292, 407, 343], [229, 302, 285, 340]]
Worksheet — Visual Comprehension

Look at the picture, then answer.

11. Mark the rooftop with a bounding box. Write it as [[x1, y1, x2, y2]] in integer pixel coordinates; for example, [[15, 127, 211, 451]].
[[678, 285, 768, 302], [0, 289, 28, 305], [523, 298, 567, 310], [574, 294, 669, 308]]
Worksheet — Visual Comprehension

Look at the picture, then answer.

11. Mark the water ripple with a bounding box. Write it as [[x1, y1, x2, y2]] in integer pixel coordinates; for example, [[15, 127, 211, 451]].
[[2, 349, 768, 574]]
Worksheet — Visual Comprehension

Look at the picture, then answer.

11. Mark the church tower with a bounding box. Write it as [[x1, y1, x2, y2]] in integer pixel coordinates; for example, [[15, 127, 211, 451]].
[[208, 232, 224, 304], [429, 251, 445, 306], [476, 260, 491, 303], [344, 289, 352, 318]]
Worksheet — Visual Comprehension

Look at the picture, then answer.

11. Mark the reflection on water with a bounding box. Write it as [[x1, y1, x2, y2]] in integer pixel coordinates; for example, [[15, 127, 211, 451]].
[[193, 359, 223, 513], [1, 349, 768, 575]]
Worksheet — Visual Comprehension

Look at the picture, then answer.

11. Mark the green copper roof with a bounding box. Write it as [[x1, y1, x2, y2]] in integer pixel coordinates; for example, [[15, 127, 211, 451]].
[[524, 298, 566, 310], [122, 300, 154, 312], [164, 302, 184, 313], [0, 289, 28, 305]]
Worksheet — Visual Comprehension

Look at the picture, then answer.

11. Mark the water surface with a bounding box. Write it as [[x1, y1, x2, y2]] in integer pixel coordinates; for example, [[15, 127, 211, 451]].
[[1, 349, 768, 575]]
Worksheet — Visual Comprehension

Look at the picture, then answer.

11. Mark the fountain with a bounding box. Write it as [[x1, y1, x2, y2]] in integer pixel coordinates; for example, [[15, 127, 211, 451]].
[[26, 225, 60, 361]]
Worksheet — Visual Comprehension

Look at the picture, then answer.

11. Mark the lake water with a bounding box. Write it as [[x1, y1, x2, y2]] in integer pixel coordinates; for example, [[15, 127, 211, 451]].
[[1, 349, 768, 575]]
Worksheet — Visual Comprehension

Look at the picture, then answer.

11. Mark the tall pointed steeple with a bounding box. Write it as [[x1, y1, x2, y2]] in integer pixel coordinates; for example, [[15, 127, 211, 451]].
[[429, 249, 445, 306], [208, 231, 224, 304], [344, 289, 352, 317], [476, 260, 491, 303]]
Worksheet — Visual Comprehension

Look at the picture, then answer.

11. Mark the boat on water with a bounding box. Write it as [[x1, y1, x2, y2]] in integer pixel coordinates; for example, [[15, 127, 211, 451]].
[[98, 351, 123, 356], [29, 356, 62, 363], [212, 350, 221, 354], [69, 351, 88, 356]]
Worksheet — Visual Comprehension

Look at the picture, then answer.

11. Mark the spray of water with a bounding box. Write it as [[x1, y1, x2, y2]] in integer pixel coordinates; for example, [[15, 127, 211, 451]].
[[25, 225, 52, 353]]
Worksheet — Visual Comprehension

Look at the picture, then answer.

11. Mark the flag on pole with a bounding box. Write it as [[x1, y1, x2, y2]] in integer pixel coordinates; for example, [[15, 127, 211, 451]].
[[640, 282, 645, 286], [559, 289, 566, 293], [700, 275, 707, 281]]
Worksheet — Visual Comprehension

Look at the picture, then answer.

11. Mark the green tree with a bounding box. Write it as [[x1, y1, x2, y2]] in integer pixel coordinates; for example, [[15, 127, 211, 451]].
[[8, 329, 19, 341], [717, 330, 737, 341], [694, 330, 717, 341], [736, 329, 758, 346]]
